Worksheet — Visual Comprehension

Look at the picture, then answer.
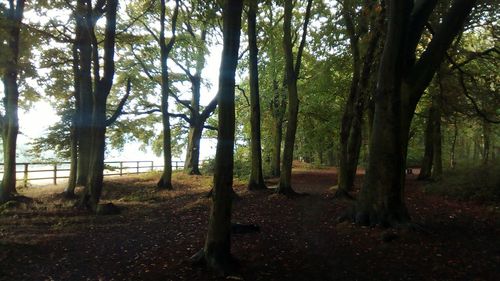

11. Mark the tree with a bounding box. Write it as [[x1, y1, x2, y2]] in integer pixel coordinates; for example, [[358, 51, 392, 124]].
[[246, 0, 266, 190], [277, 0, 313, 195], [78, 0, 129, 212], [346, 0, 477, 226], [193, 0, 243, 274], [172, 1, 219, 175], [157, 0, 180, 189], [335, 0, 384, 198], [0, 0, 25, 202]]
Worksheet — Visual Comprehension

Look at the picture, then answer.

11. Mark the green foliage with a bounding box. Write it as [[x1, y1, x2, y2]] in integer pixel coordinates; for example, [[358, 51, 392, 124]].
[[424, 162, 500, 204]]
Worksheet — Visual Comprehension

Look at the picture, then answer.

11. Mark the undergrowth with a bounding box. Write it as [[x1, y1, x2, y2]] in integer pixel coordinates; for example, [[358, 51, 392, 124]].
[[424, 163, 500, 204]]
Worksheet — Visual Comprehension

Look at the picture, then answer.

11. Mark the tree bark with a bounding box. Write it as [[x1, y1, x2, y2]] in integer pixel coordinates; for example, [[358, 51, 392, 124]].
[[270, 79, 284, 177], [450, 120, 458, 169], [199, 0, 243, 275], [431, 93, 442, 180], [75, 0, 93, 186], [79, 0, 118, 211], [336, 0, 383, 198], [0, 0, 25, 202], [345, 0, 477, 226], [157, 0, 179, 189], [64, 41, 81, 198], [183, 31, 209, 176], [277, 0, 312, 195], [418, 106, 434, 180], [247, 0, 266, 191]]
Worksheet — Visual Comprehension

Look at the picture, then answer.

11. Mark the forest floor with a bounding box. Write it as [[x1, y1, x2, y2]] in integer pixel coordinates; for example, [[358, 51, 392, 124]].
[[0, 164, 499, 281]]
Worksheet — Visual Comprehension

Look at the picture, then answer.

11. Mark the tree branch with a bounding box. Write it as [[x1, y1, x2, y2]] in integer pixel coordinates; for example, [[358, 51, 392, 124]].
[[408, 0, 478, 106], [106, 78, 131, 126], [294, 0, 313, 76]]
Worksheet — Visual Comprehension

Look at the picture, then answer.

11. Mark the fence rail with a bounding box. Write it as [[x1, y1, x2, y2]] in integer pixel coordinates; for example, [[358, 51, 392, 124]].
[[0, 160, 208, 187]]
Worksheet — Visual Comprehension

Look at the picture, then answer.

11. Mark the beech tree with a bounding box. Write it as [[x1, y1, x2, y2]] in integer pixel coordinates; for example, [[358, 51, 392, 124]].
[[193, 0, 243, 274], [277, 0, 313, 195], [335, 0, 384, 198], [0, 0, 25, 202], [76, 0, 130, 212], [346, 0, 478, 226], [246, 0, 266, 190]]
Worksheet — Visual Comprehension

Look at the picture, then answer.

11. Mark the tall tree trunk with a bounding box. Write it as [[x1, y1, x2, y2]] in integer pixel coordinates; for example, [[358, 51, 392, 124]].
[[450, 120, 458, 169], [0, 0, 25, 202], [79, 0, 118, 211], [183, 31, 208, 175], [247, 0, 266, 190], [75, 0, 93, 186], [270, 79, 284, 177], [83, 99, 107, 210], [481, 120, 491, 165], [418, 107, 434, 180], [277, 0, 312, 195], [65, 41, 81, 197], [431, 93, 442, 180], [184, 121, 203, 175], [157, 0, 179, 189], [336, 0, 383, 198], [64, 117, 79, 197], [345, 0, 476, 226], [198, 0, 243, 274]]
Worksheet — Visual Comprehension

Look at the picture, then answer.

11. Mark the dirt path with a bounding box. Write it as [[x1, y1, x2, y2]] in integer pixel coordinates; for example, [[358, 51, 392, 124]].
[[0, 168, 499, 280]]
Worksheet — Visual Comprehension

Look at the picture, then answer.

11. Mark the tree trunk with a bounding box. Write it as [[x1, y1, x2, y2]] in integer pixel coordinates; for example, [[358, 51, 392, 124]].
[[81, 100, 107, 210], [157, 0, 179, 189], [65, 41, 81, 198], [0, 0, 25, 202], [184, 122, 203, 175], [183, 31, 208, 176], [346, 0, 477, 226], [431, 94, 442, 180], [75, 0, 93, 186], [64, 119, 78, 197], [418, 107, 434, 180], [247, 0, 266, 191], [270, 79, 284, 177], [199, 0, 243, 275], [336, 0, 383, 198], [277, 0, 312, 195], [78, 0, 118, 211], [482, 120, 491, 165], [450, 120, 458, 169]]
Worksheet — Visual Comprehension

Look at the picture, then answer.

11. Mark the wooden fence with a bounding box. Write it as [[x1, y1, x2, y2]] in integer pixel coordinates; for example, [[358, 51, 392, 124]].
[[0, 160, 209, 187]]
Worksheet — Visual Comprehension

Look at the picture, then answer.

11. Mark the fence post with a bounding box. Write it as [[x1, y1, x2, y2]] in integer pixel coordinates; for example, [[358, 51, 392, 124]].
[[150, 161, 154, 172], [23, 163, 29, 188], [175, 161, 178, 170], [136, 161, 139, 174], [120, 162, 123, 176], [53, 163, 58, 185]]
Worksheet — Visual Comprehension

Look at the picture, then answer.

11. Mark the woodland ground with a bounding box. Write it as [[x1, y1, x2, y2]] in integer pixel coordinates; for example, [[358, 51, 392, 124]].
[[0, 164, 499, 281]]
